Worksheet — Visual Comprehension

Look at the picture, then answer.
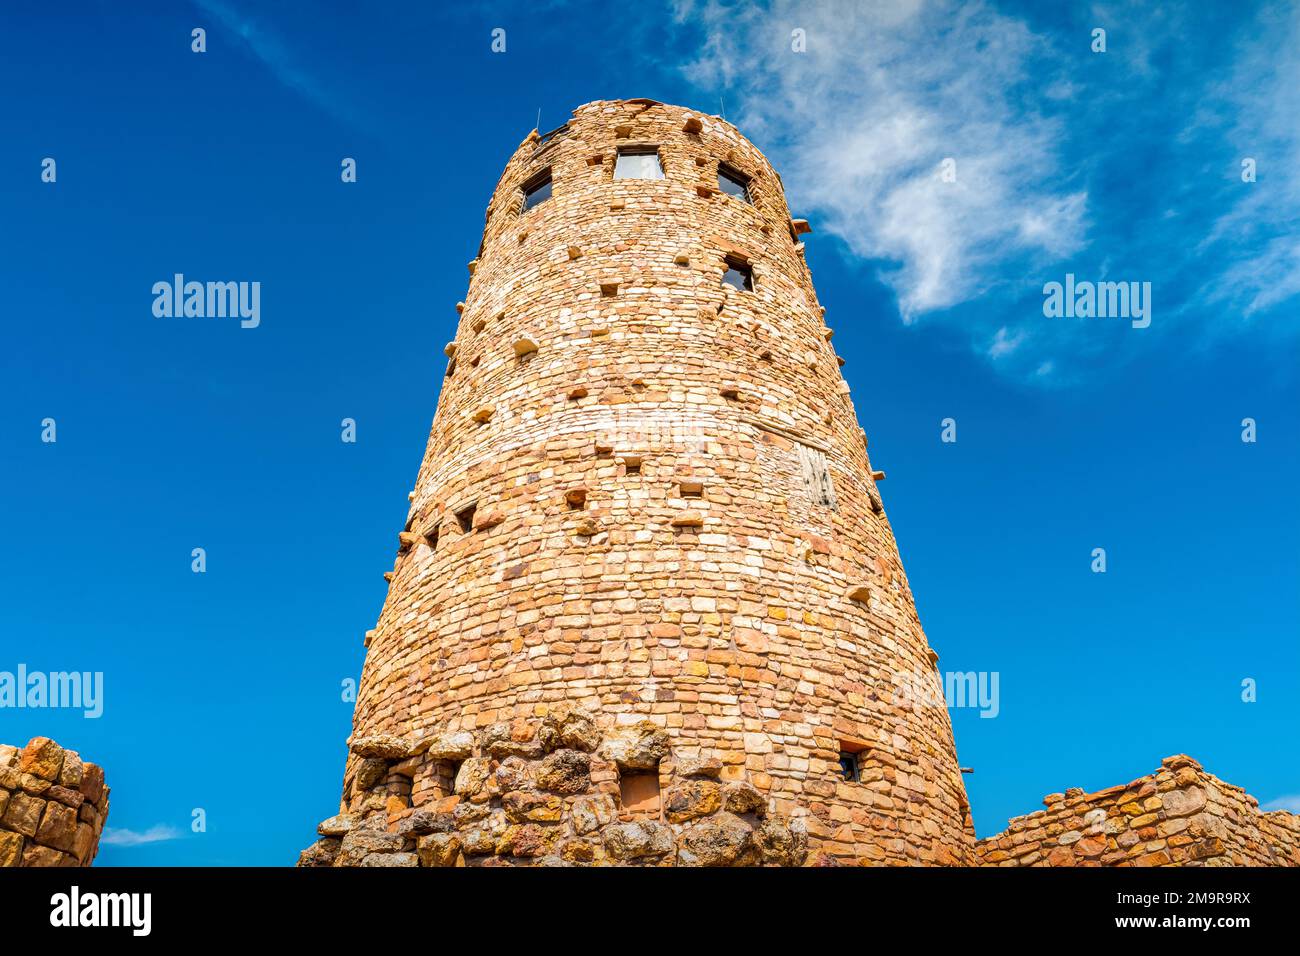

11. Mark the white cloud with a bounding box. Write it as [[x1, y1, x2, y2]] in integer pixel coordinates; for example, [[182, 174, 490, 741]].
[[670, 0, 1300, 382], [1262, 794, 1300, 813], [675, 0, 1088, 322], [101, 824, 183, 847]]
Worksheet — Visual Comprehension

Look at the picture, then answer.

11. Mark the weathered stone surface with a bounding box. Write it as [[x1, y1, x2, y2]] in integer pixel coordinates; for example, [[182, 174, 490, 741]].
[[35, 801, 78, 852], [57, 751, 84, 790], [677, 812, 758, 867], [78, 763, 105, 804], [604, 821, 675, 862], [1162, 787, 1208, 818], [493, 756, 533, 793], [664, 780, 722, 823], [297, 837, 341, 867], [317, 813, 358, 837], [2, 791, 43, 838], [19, 737, 64, 782], [396, 809, 455, 836], [337, 830, 407, 867], [539, 705, 600, 753], [753, 818, 805, 866], [349, 734, 413, 760], [502, 791, 563, 823], [722, 782, 767, 816], [602, 722, 669, 771], [535, 749, 590, 795], [0, 830, 22, 867], [417, 832, 463, 867], [480, 723, 542, 759], [353, 758, 387, 792], [360, 851, 419, 867], [421, 731, 474, 761], [674, 755, 723, 779], [454, 757, 493, 799], [569, 796, 613, 837]]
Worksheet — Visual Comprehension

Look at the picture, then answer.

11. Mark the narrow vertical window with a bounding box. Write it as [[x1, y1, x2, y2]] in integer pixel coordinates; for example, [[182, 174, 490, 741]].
[[455, 503, 477, 533], [520, 169, 552, 212], [838, 751, 860, 782], [614, 148, 664, 180], [717, 164, 751, 203]]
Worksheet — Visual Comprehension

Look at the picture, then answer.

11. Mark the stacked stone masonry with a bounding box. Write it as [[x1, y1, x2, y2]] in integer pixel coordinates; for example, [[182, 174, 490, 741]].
[[304, 98, 1297, 867], [317, 98, 972, 867], [1, 737, 109, 867], [299, 706, 807, 866], [976, 755, 1300, 867]]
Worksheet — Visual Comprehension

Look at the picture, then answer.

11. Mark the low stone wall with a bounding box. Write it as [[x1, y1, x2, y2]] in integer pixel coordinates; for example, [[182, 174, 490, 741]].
[[300, 705, 807, 866], [975, 755, 1300, 867], [0, 737, 109, 867]]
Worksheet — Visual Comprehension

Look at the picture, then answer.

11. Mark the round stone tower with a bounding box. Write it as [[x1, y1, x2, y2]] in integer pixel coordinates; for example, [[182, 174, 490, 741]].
[[306, 99, 974, 867]]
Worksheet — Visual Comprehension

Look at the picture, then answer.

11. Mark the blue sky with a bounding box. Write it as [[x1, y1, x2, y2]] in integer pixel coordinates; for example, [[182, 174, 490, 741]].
[[1, 0, 1296, 865]]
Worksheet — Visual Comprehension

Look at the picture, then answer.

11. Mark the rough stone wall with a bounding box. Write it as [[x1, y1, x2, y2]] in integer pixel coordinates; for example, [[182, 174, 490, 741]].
[[0, 737, 109, 867], [300, 705, 807, 866], [329, 98, 973, 866], [975, 755, 1300, 867]]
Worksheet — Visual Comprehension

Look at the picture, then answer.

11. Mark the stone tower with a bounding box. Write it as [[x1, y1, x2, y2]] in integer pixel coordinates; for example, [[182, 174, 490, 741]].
[[303, 99, 974, 867]]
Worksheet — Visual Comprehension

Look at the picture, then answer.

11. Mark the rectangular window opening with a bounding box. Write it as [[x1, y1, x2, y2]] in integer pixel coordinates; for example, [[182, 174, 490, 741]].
[[423, 524, 439, 551], [455, 503, 477, 533], [521, 169, 552, 212], [717, 164, 751, 203], [721, 257, 753, 292], [618, 768, 662, 818], [614, 147, 665, 180]]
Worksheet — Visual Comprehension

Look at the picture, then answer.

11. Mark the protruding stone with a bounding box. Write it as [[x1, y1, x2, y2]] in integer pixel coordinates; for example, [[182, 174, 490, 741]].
[[671, 510, 704, 529], [417, 832, 463, 867], [674, 755, 723, 779], [297, 837, 341, 867], [602, 722, 669, 771], [470, 406, 494, 424], [421, 731, 474, 761], [683, 116, 703, 134], [348, 734, 414, 760], [536, 749, 591, 795], [317, 814, 358, 837], [19, 737, 64, 782], [845, 584, 872, 603], [722, 781, 767, 816], [676, 812, 758, 867], [513, 337, 539, 357], [539, 704, 600, 753], [664, 780, 722, 823], [603, 821, 675, 861]]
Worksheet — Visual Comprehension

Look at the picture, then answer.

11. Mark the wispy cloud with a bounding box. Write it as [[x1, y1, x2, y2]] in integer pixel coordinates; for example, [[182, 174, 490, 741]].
[[668, 0, 1300, 383], [1262, 794, 1300, 813], [101, 824, 183, 847], [191, 0, 375, 135]]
